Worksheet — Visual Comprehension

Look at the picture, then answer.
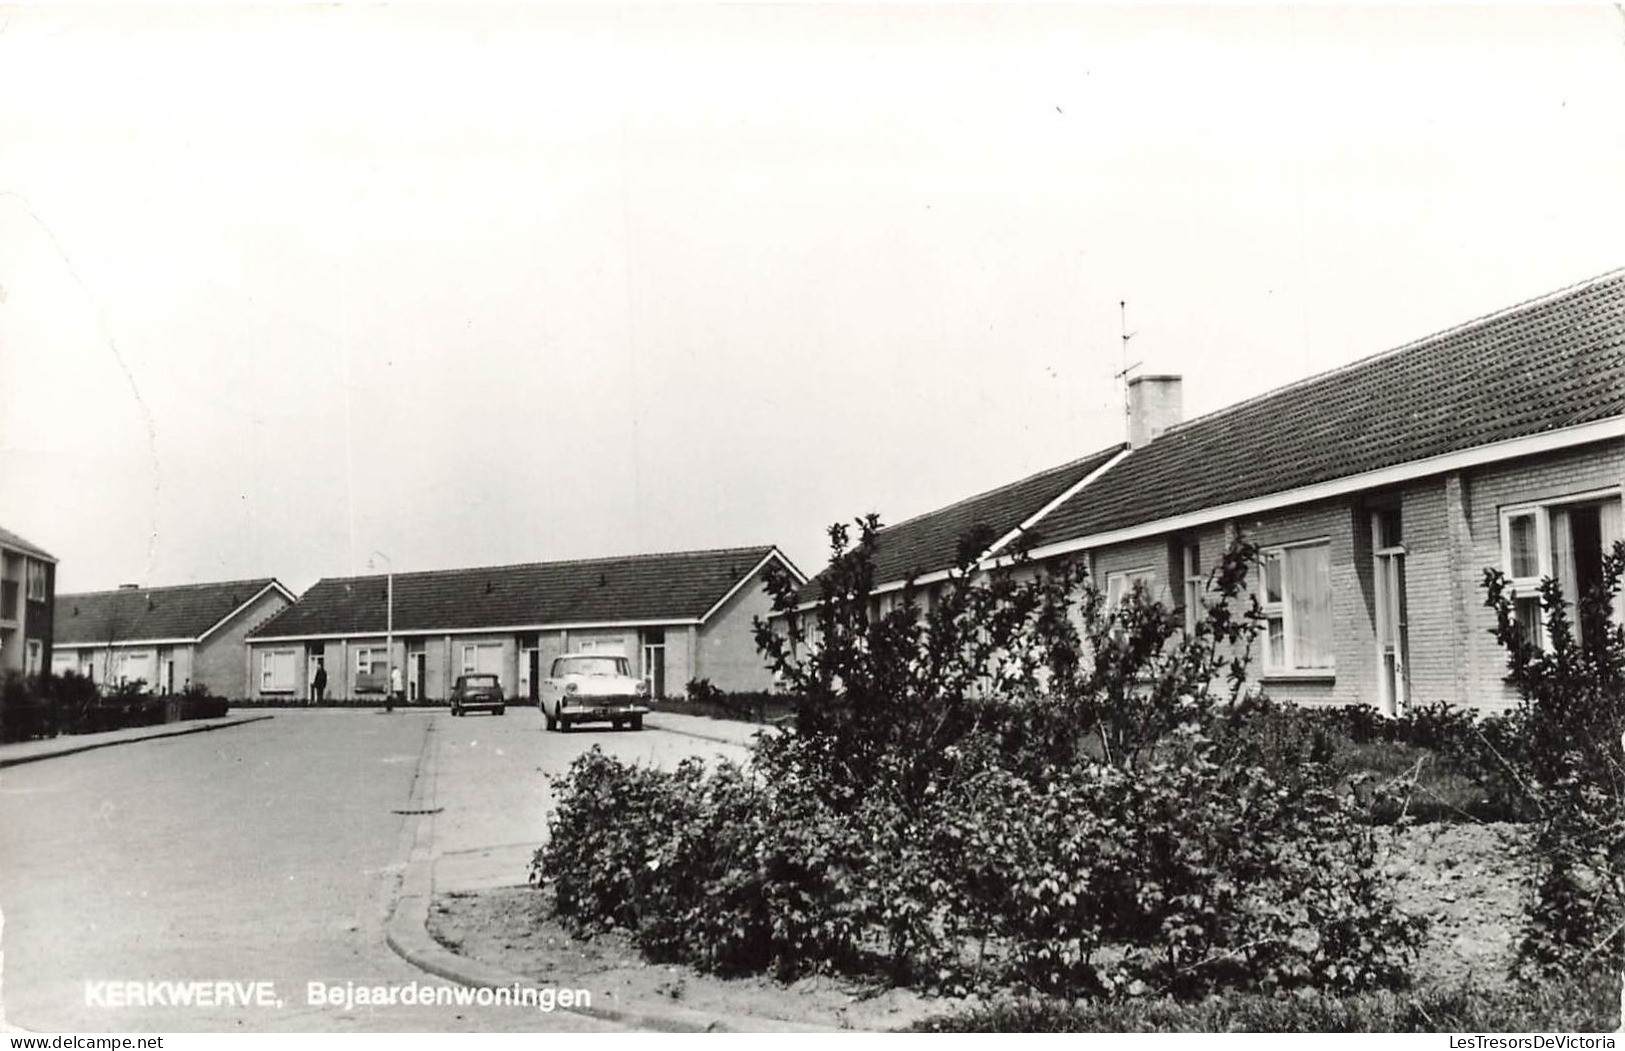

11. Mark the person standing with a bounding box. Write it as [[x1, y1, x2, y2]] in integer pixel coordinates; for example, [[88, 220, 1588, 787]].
[[311, 658, 327, 705], [388, 663, 403, 713]]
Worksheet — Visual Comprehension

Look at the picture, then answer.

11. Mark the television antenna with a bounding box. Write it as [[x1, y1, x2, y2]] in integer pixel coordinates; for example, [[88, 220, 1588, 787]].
[[1114, 300, 1141, 436]]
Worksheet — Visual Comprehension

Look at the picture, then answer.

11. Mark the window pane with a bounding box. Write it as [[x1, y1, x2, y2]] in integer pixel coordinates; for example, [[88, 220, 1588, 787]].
[[1515, 596, 1545, 648], [1266, 617, 1285, 667], [1262, 554, 1282, 604], [1284, 544, 1335, 669], [1508, 514, 1539, 578]]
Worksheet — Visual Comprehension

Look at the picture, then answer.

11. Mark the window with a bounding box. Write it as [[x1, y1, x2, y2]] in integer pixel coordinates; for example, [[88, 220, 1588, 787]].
[[116, 649, 156, 689], [356, 647, 387, 678], [461, 643, 503, 675], [25, 562, 47, 602], [1500, 491, 1624, 647], [260, 649, 296, 692], [25, 639, 42, 675], [1259, 541, 1334, 674], [1105, 567, 1158, 609], [1170, 540, 1202, 633]]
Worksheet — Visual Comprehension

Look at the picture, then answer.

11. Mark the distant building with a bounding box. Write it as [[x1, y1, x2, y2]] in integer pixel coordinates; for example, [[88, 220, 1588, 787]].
[[0, 526, 57, 677], [53, 579, 295, 697], [790, 270, 1625, 716], [246, 545, 804, 703]]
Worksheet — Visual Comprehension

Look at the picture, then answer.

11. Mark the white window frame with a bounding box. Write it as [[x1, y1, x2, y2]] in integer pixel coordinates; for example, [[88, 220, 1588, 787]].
[[1258, 538, 1335, 676], [260, 648, 297, 693], [356, 646, 386, 678], [1499, 487, 1625, 646], [1105, 567, 1158, 609], [25, 562, 47, 601], [461, 642, 503, 676], [1179, 541, 1202, 633]]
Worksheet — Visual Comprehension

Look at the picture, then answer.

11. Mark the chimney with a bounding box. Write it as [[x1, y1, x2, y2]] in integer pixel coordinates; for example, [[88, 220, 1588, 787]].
[[1127, 374, 1182, 448], [118, 583, 140, 590]]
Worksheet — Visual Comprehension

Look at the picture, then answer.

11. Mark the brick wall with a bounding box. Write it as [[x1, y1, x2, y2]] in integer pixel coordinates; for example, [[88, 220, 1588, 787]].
[[695, 567, 778, 692], [195, 587, 291, 698], [1459, 438, 1625, 713]]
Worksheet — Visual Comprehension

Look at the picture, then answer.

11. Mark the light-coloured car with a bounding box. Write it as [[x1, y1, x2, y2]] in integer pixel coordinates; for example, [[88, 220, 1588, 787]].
[[539, 653, 649, 731]]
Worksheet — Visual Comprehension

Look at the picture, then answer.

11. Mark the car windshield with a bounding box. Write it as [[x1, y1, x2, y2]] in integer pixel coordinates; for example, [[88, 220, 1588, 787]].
[[463, 675, 499, 687], [554, 656, 629, 677]]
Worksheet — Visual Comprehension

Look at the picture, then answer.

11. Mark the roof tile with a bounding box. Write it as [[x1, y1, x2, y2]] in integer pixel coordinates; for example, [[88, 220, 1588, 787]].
[[56, 579, 286, 645], [1039, 270, 1625, 543], [249, 546, 784, 639]]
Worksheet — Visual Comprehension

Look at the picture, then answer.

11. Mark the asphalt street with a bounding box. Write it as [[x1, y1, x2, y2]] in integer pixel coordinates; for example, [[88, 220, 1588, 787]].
[[0, 707, 749, 1033]]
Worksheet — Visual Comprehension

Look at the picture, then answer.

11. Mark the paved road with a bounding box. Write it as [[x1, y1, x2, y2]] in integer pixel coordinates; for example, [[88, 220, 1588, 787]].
[[0, 708, 748, 1033]]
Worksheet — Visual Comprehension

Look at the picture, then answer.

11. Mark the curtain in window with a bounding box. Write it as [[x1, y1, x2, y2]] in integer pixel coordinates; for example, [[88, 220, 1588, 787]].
[[1602, 499, 1623, 625], [1602, 498, 1623, 556], [1285, 545, 1334, 669], [1551, 507, 1578, 609]]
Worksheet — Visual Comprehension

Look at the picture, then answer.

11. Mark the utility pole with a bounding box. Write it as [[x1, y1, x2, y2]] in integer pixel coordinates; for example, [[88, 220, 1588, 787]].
[[370, 551, 394, 711]]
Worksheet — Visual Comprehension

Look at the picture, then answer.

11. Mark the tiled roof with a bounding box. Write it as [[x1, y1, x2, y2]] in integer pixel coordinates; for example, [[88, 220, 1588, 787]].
[[0, 526, 55, 562], [799, 444, 1125, 600], [56, 579, 288, 645], [1038, 269, 1625, 545], [248, 546, 788, 639]]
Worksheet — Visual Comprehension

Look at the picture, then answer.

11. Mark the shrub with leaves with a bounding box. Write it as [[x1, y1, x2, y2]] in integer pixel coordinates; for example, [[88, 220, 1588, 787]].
[[537, 515, 1425, 999], [1484, 539, 1625, 980]]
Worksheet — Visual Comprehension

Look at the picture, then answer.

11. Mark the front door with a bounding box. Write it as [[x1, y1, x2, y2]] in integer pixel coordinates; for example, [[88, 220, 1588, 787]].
[[1372, 508, 1408, 717], [642, 634, 666, 699], [409, 651, 427, 701], [527, 649, 540, 702]]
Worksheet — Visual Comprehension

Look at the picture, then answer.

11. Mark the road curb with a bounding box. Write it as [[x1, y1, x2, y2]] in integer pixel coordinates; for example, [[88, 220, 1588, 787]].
[[381, 716, 834, 1032], [0, 714, 276, 769], [640, 715, 776, 749]]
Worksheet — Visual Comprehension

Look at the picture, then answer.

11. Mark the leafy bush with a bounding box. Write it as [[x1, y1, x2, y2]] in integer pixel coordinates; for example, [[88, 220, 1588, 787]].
[[531, 744, 868, 980], [0, 672, 226, 740], [536, 517, 1427, 1001], [0, 671, 53, 742], [1484, 540, 1625, 981], [665, 679, 784, 723]]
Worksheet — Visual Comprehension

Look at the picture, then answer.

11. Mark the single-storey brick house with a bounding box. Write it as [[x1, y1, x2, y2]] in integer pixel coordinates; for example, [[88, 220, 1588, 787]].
[[52, 579, 296, 697], [792, 270, 1625, 716], [245, 545, 804, 703], [1, 526, 57, 677]]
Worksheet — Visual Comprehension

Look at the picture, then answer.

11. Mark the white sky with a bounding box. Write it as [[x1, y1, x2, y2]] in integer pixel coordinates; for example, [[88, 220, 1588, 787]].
[[3, 3, 1623, 595]]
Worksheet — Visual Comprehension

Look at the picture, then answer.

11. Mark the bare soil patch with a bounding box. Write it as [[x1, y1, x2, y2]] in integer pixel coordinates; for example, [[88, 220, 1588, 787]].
[[427, 821, 1532, 1031]]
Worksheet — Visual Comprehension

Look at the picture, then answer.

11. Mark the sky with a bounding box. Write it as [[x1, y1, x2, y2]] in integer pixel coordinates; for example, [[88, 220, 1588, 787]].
[[2, 3, 1623, 596]]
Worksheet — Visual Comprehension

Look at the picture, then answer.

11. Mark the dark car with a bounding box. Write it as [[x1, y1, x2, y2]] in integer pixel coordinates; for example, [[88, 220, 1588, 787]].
[[449, 673, 506, 716]]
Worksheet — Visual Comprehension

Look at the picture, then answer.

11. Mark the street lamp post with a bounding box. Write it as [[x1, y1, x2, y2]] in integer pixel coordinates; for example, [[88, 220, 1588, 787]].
[[370, 550, 393, 711]]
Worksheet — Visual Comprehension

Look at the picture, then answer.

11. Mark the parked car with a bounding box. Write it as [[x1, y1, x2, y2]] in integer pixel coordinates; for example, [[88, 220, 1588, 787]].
[[449, 673, 506, 716], [539, 654, 649, 731]]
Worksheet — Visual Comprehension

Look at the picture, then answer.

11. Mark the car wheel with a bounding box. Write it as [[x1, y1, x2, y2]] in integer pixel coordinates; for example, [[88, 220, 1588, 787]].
[[495, 706, 505, 716], [611, 719, 623, 731], [543, 706, 557, 731], [631, 714, 643, 731], [559, 715, 572, 733], [451, 704, 461, 717]]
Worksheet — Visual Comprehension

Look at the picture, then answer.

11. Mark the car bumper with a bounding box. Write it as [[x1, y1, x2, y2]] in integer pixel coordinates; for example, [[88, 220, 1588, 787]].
[[559, 700, 649, 721]]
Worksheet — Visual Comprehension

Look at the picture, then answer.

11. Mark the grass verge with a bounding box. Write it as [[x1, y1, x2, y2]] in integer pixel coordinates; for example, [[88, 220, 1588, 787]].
[[908, 975, 1621, 1032]]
